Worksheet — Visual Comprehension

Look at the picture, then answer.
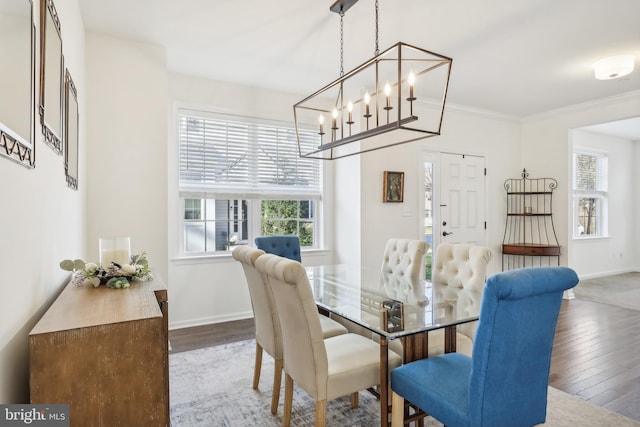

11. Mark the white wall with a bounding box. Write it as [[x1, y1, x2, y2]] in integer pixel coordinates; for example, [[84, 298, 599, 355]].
[[85, 34, 169, 281], [0, 0, 85, 403], [635, 143, 640, 268], [167, 74, 335, 329], [570, 130, 635, 277], [334, 155, 361, 266], [522, 91, 640, 272]]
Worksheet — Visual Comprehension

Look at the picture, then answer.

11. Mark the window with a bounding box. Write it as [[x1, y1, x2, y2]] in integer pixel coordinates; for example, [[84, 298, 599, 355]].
[[178, 109, 321, 254], [573, 151, 608, 238]]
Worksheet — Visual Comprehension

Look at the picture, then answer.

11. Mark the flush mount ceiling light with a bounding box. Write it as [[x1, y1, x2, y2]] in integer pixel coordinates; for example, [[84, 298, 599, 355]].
[[293, 0, 452, 160], [594, 55, 635, 80]]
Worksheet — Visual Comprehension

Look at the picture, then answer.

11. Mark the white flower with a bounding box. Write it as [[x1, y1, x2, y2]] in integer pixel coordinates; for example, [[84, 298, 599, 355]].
[[229, 235, 238, 244], [120, 264, 137, 274], [85, 263, 98, 274]]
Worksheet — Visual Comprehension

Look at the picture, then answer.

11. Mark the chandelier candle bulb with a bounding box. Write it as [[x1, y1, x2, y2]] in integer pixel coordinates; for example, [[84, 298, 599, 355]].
[[363, 91, 371, 130], [347, 101, 354, 124], [331, 108, 338, 141], [407, 71, 416, 101], [318, 114, 325, 135], [384, 82, 392, 110]]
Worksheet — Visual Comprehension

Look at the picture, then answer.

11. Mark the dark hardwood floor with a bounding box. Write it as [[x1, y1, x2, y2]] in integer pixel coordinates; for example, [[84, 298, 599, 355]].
[[169, 298, 640, 422], [549, 299, 640, 421], [169, 318, 255, 353]]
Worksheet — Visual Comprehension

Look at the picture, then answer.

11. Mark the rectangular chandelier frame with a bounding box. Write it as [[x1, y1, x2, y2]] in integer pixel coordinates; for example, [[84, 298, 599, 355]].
[[293, 41, 452, 160]]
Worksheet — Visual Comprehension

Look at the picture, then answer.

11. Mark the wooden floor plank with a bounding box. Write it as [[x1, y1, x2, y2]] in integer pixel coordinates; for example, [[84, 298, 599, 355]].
[[549, 299, 640, 421]]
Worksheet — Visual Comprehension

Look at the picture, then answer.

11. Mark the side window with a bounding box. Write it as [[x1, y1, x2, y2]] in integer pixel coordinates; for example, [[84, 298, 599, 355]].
[[573, 152, 608, 238]]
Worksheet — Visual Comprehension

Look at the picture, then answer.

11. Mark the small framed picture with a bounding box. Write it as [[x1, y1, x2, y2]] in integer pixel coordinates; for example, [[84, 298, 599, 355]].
[[383, 171, 404, 203]]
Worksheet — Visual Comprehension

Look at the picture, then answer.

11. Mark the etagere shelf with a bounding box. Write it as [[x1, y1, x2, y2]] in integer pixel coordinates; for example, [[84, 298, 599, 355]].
[[502, 169, 560, 270]]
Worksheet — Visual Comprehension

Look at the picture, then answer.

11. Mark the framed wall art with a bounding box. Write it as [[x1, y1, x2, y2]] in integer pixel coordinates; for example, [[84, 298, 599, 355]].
[[39, 0, 64, 154], [0, 0, 36, 168], [383, 171, 404, 203], [64, 69, 78, 189]]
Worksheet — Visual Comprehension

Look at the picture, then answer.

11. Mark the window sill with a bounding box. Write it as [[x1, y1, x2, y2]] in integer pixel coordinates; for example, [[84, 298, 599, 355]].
[[172, 248, 331, 265], [573, 235, 610, 241]]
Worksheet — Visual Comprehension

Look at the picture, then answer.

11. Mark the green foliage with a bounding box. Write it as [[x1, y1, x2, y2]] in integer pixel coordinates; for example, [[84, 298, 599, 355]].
[[59, 252, 151, 288], [59, 259, 85, 272], [425, 251, 432, 281], [106, 277, 130, 289], [260, 200, 313, 246]]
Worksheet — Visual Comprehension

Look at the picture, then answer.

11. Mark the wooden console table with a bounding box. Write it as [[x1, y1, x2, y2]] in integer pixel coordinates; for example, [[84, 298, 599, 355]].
[[29, 275, 169, 427]]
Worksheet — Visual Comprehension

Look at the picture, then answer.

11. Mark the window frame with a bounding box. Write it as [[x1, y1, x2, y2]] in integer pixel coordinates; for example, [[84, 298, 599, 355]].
[[572, 150, 608, 239], [176, 107, 322, 256]]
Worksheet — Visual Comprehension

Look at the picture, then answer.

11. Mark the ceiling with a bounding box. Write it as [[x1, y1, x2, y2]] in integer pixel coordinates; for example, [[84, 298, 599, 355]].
[[79, 0, 639, 121], [581, 116, 640, 141]]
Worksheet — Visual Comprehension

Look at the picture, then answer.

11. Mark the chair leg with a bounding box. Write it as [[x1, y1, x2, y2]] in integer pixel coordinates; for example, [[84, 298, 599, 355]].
[[253, 342, 263, 389], [315, 400, 326, 427], [271, 359, 283, 414], [283, 374, 294, 427], [351, 391, 359, 409], [391, 391, 405, 427]]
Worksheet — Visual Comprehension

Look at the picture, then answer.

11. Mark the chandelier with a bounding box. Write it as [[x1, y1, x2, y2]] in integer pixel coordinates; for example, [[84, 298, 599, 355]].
[[293, 0, 452, 160]]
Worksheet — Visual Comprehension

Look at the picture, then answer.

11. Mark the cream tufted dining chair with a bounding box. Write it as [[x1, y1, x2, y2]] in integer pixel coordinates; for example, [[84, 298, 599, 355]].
[[255, 253, 402, 427], [380, 238, 427, 290], [429, 243, 492, 356], [232, 246, 348, 415], [378, 239, 428, 356]]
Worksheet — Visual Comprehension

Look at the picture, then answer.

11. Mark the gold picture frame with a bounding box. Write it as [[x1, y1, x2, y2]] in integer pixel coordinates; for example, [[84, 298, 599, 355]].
[[383, 171, 404, 203]]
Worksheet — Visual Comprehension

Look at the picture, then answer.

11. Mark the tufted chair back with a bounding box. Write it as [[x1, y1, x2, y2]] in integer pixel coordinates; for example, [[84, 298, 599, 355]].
[[432, 243, 492, 344], [380, 238, 427, 286], [255, 235, 302, 262], [432, 243, 492, 292]]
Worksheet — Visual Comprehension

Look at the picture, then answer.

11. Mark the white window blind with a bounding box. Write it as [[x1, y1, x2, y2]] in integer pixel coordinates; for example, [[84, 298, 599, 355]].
[[178, 110, 321, 199], [573, 151, 608, 237], [574, 152, 608, 192]]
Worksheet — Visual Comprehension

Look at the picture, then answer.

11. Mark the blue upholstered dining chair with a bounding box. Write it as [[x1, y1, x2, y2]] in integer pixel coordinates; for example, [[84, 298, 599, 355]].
[[390, 266, 579, 427], [255, 235, 302, 262]]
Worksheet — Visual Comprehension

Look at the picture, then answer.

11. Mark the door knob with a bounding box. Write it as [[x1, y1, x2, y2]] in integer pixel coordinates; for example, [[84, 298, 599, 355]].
[[442, 231, 453, 237]]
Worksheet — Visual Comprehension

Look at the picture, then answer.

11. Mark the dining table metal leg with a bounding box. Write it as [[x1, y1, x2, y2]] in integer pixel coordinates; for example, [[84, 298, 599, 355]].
[[380, 336, 389, 427], [444, 325, 457, 353]]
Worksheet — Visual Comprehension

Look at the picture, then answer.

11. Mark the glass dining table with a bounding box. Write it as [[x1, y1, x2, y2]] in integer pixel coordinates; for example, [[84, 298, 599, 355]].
[[306, 264, 483, 427]]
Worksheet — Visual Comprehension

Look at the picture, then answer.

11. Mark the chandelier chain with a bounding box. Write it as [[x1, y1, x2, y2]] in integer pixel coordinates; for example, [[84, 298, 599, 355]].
[[374, 0, 379, 55], [340, 11, 345, 76]]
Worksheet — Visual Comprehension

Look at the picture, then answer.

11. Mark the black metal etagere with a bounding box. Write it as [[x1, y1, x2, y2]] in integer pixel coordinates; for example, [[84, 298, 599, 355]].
[[502, 169, 560, 270]]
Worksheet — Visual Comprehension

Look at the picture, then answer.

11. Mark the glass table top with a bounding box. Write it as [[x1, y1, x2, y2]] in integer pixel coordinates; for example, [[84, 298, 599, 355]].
[[306, 264, 483, 340]]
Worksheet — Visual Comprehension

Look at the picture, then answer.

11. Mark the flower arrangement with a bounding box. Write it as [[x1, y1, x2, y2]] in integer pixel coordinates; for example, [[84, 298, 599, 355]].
[[60, 251, 152, 289]]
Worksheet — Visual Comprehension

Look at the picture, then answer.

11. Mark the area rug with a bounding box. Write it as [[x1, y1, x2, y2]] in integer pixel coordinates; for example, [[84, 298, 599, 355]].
[[574, 272, 640, 311], [169, 339, 640, 427]]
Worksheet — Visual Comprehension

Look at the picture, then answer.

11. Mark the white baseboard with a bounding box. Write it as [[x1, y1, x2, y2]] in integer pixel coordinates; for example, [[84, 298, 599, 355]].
[[577, 267, 639, 281], [169, 311, 253, 331]]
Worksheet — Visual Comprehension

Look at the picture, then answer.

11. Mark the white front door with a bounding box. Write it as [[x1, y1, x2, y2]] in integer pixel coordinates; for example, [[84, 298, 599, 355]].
[[438, 152, 486, 246]]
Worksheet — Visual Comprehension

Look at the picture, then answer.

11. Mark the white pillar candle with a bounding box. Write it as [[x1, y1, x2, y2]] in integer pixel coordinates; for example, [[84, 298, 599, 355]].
[[99, 237, 131, 267]]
